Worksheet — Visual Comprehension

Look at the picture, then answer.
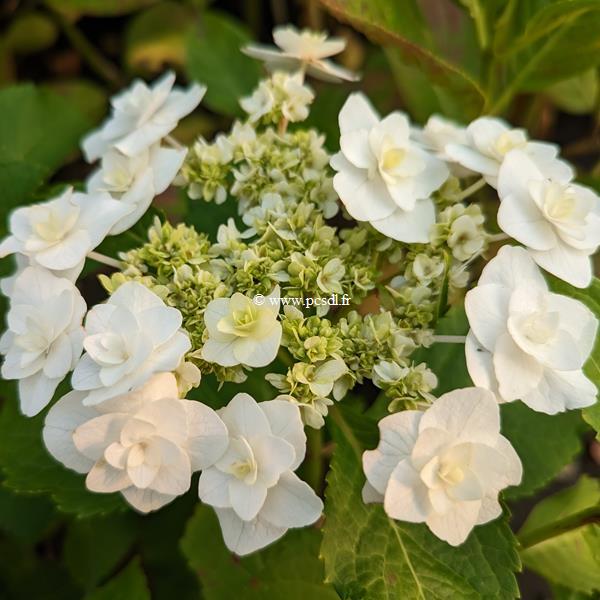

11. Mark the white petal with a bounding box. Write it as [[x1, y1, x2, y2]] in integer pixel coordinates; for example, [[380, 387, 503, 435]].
[[86, 460, 130, 493], [148, 438, 191, 496], [219, 393, 271, 439], [43, 390, 97, 473], [370, 199, 435, 244], [426, 499, 480, 546], [464, 284, 511, 352], [229, 479, 267, 521], [479, 244, 547, 291], [497, 149, 543, 201], [259, 471, 323, 528], [73, 413, 128, 460], [110, 280, 164, 312], [201, 338, 239, 366], [383, 459, 429, 522], [43, 334, 73, 379], [529, 243, 592, 288], [361, 480, 384, 504], [445, 143, 499, 177], [198, 467, 231, 507], [150, 146, 187, 193], [259, 400, 306, 470], [121, 486, 176, 513], [18, 372, 62, 417], [338, 92, 379, 135], [234, 327, 281, 368], [252, 435, 295, 487], [465, 331, 500, 397], [214, 507, 287, 556]]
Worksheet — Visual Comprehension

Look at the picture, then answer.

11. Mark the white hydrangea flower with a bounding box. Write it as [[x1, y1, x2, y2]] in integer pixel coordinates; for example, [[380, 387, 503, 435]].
[[82, 71, 205, 162], [0, 267, 86, 416], [331, 93, 449, 243], [447, 213, 486, 261], [0, 187, 132, 276], [412, 114, 472, 177], [72, 281, 191, 406], [445, 116, 573, 188], [497, 149, 600, 288], [198, 393, 323, 555], [43, 373, 228, 513], [87, 145, 186, 235], [363, 387, 522, 546], [465, 245, 598, 413], [201, 286, 282, 368], [243, 25, 358, 82], [240, 81, 275, 123], [412, 254, 445, 284], [372, 360, 409, 387]]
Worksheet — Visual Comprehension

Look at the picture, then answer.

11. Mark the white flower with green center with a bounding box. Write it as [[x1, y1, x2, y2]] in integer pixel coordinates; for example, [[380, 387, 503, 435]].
[[465, 245, 598, 413], [0, 267, 86, 416], [198, 393, 323, 555], [82, 71, 205, 161], [201, 287, 282, 368], [497, 148, 600, 288], [243, 25, 358, 82], [72, 281, 191, 406], [0, 187, 132, 277], [43, 373, 228, 513], [363, 387, 522, 546], [331, 93, 449, 243], [412, 254, 444, 284], [445, 116, 572, 188], [87, 144, 186, 234], [447, 213, 485, 261]]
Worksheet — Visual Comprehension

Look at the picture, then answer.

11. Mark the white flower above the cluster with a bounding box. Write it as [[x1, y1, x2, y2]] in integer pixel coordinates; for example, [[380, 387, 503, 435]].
[[363, 387, 522, 546], [82, 71, 205, 162], [201, 287, 282, 368], [87, 144, 187, 235], [445, 116, 572, 188], [72, 281, 191, 406], [331, 93, 449, 243], [497, 149, 600, 288], [465, 245, 598, 413], [0, 267, 86, 416], [243, 25, 358, 82], [0, 187, 132, 277], [43, 373, 228, 513], [198, 393, 323, 555]]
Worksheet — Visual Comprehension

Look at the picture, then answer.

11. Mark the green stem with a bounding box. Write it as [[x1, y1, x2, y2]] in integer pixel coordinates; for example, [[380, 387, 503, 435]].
[[450, 177, 486, 202], [305, 427, 323, 492], [51, 10, 124, 89], [518, 507, 600, 550]]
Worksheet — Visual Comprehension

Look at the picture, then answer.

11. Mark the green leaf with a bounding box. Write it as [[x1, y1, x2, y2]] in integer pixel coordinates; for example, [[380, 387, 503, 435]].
[[46, 79, 108, 124], [518, 476, 600, 594], [545, 69, 599, 114], [320, 0, 486, 119], [548, 276, 600, 439], [64, 514, 138, 590], [321, 415, 520, 599], [0, 84, 90, 230], [125, 2, 195, 74], [0, 396, 126, 517], [501, 401, 584, 500], [181, 504, 339, 599], [185, 11, 262, 117], [45, 0, 158, 17], [3, 12, 58, 55], [84, 558, 150, 600]]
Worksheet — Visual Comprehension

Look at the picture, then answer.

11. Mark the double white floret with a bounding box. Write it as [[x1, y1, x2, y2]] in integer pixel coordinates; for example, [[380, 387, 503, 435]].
[[363, 387, 522, 546], [43, 372, 229, 513], [331, 93, 449, 243], [465, 245, 598, 414], [198, 393, 323, 555]]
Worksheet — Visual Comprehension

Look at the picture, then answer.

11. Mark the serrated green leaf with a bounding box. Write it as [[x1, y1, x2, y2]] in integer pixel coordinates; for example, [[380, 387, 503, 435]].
[[185, 11, 261, 117], [65, 514, 138, 590], [321, 416, 520, 599], [0, 85, 90, 232], [501, 401, 584, 500], [180, 504, 338, 599], [0, 396, 126, 517], [319, 0, 486, 119], [84, 558, 150, 600], [518, 477, 600, 594]]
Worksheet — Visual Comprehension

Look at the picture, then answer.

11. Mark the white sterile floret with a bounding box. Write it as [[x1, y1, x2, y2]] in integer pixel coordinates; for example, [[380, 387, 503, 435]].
[[201, 287, 282, 368], [412, 114, 472, 177], [465, 245, 598, 414], [72, 281, 191, 406], [87, 144, 186, 234], [82, 71, 205, 162], [331, 93, 449, 243], [497, 149, 600, 288], [242, 25, 358, 82], [198, 393, 323, 555], [0, 267, 86, 416], [0, 187, 132, 277], [445, 116, 573, 188], [43, 373, 228, 513], [362, 387, 522, 546]]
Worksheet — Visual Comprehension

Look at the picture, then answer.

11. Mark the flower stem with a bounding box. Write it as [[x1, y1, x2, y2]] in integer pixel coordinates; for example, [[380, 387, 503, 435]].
[[305, 427, 323, 493], [165, 135, 185, 150], [432, 335, 467, 344], [87, 251, 123, 270], [450, 177, 486, 202], [487, 232, 510, 243]]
